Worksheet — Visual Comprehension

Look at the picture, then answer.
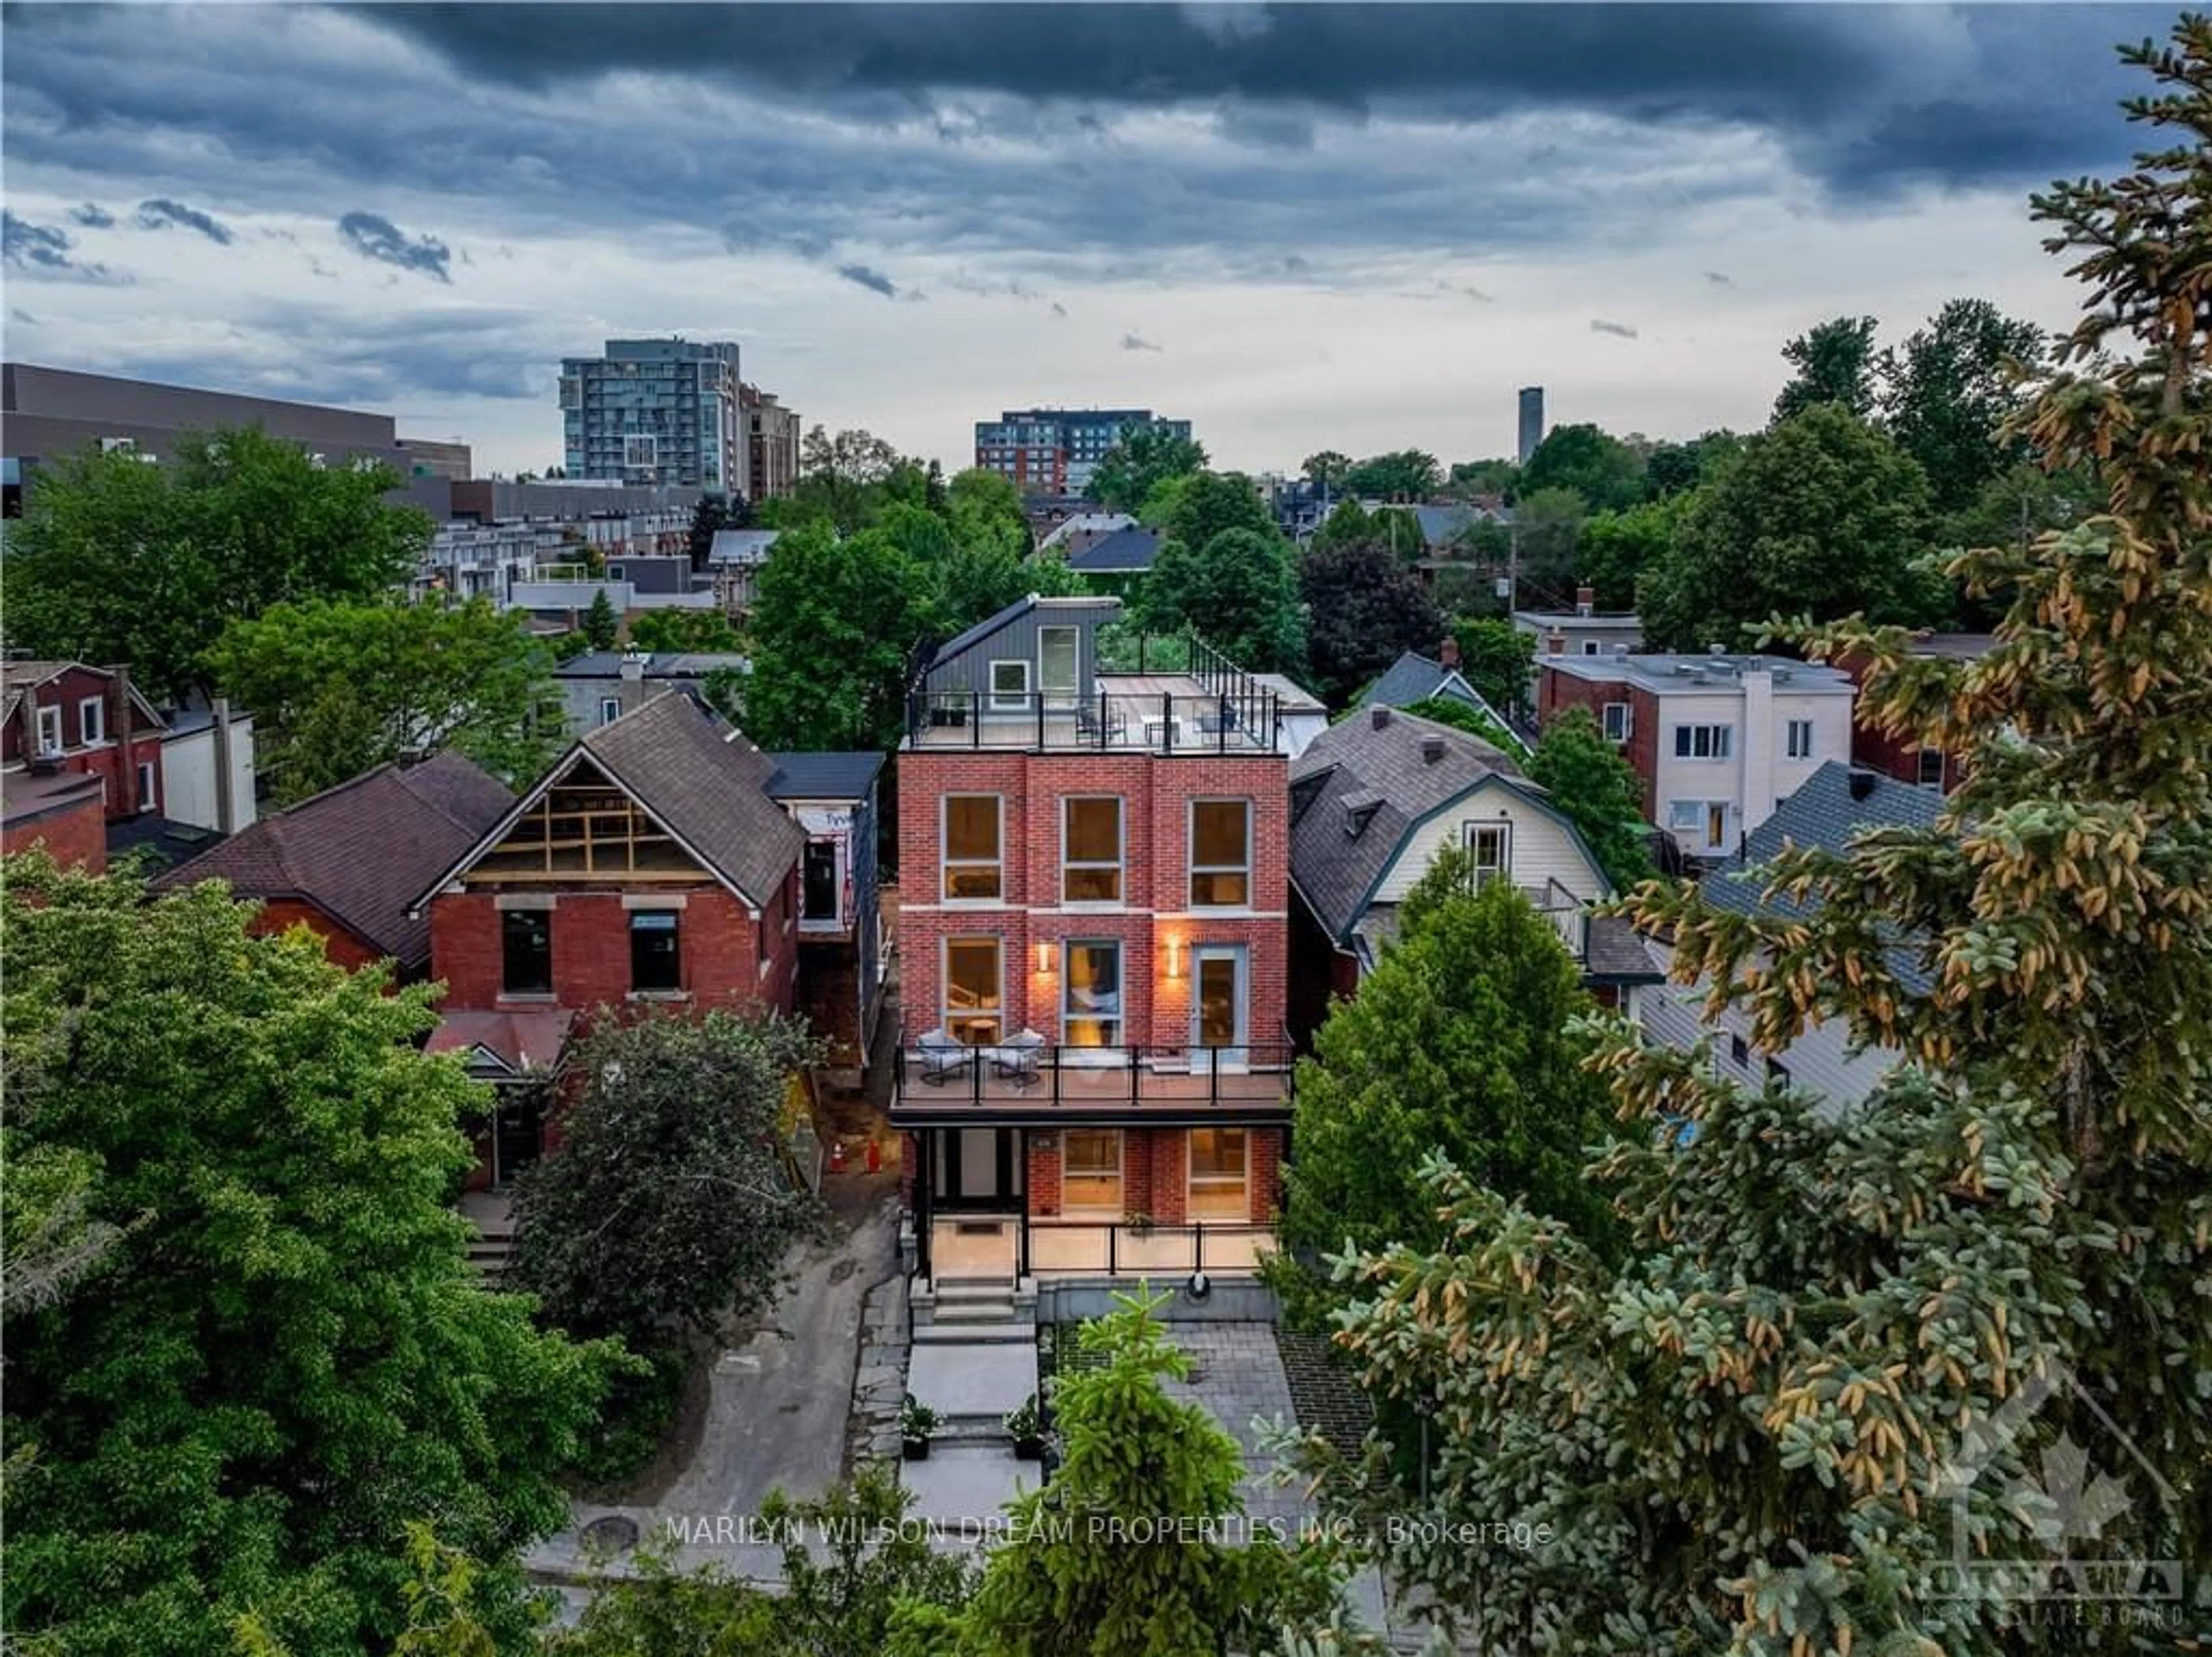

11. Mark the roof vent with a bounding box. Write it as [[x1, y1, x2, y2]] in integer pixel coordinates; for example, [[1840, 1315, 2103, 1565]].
[[1848, 768, 1877, 801], [1708, 643, 1728, 657], [1421, 734, 1447, 764], [1370, 706, 1392, 731], [1342, 789, 1385, 837]]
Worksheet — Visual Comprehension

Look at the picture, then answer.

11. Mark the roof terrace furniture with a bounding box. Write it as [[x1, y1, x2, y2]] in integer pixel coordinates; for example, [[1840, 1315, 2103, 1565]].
[[988, 1029, 1047, 1089], [916, 1028, 975, 1084]]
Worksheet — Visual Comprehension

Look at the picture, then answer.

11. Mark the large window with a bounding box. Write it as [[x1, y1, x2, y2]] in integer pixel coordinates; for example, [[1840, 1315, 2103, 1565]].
[[1063, 797, 1123, 903], [1063, 1129, 1123, 1212], [1465, 822, 1512, 889], [802, 840, 841, 922], [1063, 940, 1123, 1047], [1188, 1128, 1249, 1220], [630, 909, 682, 993], [1673, 724, 1734, 760], [1190, 800, 1252, 907], [1039, 625, 1080, 708], [943, 937, 1003, 1045], [942, 795, 1002, 901], [501, 910, 553, 995]]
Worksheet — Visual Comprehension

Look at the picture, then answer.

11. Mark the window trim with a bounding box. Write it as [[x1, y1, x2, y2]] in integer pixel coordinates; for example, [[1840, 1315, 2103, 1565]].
[[941, 793, 1004, 903], [135, 759, 157, 813], [1188, 797, 1254, 909], [78, 696, 106, 746], [1038, 624, 1080, 706], [1061, 937, 1124, 1049], [1785, 718, 1815, 761], [1464, 819, 1513, 889], [941, 935, 1005, 1046], [1062, 1127, 1124, 1214], [1187, 1126, 1250, 1220], [1916, 747, 1946, 789], [1672, 723, 1734, 761], [988, 658, 1031, 711], [801, 838, 842, 924], [1601, 701, 1631, 743], [1580, 639, 1601, 656], [627, 907, 684, 995], [598, 697, 622, 726], [1061, 795, 1124, 906], [35, 703, 63, 754]]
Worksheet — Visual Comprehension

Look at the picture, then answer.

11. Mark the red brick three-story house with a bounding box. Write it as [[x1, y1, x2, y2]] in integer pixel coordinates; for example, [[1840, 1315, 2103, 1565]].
[[893, 595, 1321, 1293]]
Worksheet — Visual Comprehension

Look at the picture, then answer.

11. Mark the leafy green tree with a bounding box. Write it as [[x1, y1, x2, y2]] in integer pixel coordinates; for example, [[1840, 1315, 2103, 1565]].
[[1519, 423, 1645, 513], [1140, 527, 1306, 674], [1294, 33, 2212, 1648], [1162, 470, 1278, 555], [1281, 848, 1622, 1273], [2, 857, 620, 1657], [1342, 449, 1441, 501], [1309, 500, 1425, 561], [792, 426, 907, 533], [1878, 297, 2049, 514], [891, 1290, 1343, 1656], [627, 608, 743, 654], [944, 467, 1033, 563], [1509, 485, 1585, 600], [582, 588, 621, 650], [1773, 313, 1881, 421], [1527, 708, 1653, 888], [1301, 449, 1353, 491], [1447, 456, 1521, 498], [207, 597, 565, 805], [509, 1010, 823, 1354], [1088, 422, 1208, 512], [687, 491, 747, 573], [1637, 404, 1937, 650], [1575, 495, 1687, 612], [6, 426, 430, 704], [1447, 615, 1533, 716], [1300, 539, 1446, 706], [1640, 430, 1743, 501], [746, 524, 926, 751], [1399, 695, 1517, 753]]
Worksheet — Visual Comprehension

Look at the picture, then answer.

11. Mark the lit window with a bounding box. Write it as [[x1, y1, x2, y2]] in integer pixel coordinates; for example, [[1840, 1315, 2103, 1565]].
[[1188, 1128, 1249, 1220], [630, 910, 681, 993], [1063, 1129, 1123, 1211], [1063, 797, 1123, 903], [1190, 800, 1251, 907], [943, 795, 1003, 900], [1063, 940, 1123, 1046], [943, 936, 1003, 1045]]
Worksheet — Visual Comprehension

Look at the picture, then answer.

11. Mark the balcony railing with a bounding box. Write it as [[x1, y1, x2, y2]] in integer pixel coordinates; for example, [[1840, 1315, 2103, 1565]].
[[1028, 1219, 1275, 1278], [1532, 877, 1588, 960], [906, 688, 1283, 754], [894, 1038, 1296, 1113]]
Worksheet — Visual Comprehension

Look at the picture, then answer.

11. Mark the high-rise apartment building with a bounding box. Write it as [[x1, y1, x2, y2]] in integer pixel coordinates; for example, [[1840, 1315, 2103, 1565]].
[[974, 407, 1192, 498], [559, 338, 741, 492], [1517, 385, 1546, 467], [741, 383, 801, 501]]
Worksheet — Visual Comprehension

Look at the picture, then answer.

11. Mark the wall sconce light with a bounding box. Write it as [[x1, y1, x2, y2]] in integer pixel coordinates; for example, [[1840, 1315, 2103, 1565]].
[[1036, 940, 1058, 975], [1164, 937, 1183, 979]]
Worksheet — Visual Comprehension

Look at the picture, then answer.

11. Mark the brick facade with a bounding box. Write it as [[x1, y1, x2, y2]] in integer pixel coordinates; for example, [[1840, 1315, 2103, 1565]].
[[2, 664, 166, 821], [2, 791, 108, 873], [252, 898, 385, 975], [1538, 667, 1659, 818], [1020, 1124, 1283, 1224]]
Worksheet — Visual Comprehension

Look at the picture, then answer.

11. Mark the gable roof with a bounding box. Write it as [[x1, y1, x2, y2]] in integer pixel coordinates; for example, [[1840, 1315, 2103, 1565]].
[[1701, 761, 1944, 993], [1358, 653, 1529, 751], [1290, 708, 1560, 944], [923, 593, 1122, 676], [3, 659, 169, 734], [766, 751, 885, 802], [1065, 526, 1162, 573], [156, 751, 514, 970], [415, 692, 805, 912], [1039, 512, 1135, 551]]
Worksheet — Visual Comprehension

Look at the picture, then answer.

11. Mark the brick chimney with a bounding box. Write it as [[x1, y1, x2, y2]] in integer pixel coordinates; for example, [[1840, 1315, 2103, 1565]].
[[618, 651, 650, 714], [1438, 635, 1460, 669], [1575, 585, 1595, 618], [1370, 706, 1392, 730], [1546, 629, 1567, 656]]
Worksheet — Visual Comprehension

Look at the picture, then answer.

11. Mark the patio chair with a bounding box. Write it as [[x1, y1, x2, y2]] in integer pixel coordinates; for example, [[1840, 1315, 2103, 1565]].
[[916, 1028, 974, 1085], [990, 1028, 1047, 1088]]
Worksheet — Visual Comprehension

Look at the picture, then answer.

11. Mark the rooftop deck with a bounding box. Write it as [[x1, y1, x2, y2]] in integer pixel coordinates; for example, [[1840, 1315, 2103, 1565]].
[[907, 679, 1290, 755]]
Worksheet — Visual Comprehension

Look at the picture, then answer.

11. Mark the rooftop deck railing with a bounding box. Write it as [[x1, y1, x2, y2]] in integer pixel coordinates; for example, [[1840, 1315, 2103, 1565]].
[[893, 1037, 1296, 1113], [906, 687, 1283, 753]]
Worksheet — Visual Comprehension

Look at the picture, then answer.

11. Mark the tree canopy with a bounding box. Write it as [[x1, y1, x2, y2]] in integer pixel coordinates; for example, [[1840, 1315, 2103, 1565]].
[[1879, 297, 2049, 515], [1773, 314, 1881, 421], [1089, 422, 1209, 512], [1307, 500, 1426, 561], [627, 607, 744, 655], [1518, 423, 1646, 514], [5, 427, 430, 704], [581, 588, 621, 651], [206, 596, 566, 805], [1526, 707, 1654, 890], [744, 523, 927, 752], [3, 858, 619, 1656], [1446, 615, 1533, 717], [1141, 527, 1306, 675], [1299, 538, 1446, 707], [1636, 403, 1938, 650], [1293, 25, 2212, 1648], [1161, 470, 1279, 555], [1574, 495, 1687, 612], [1342, 449, 1441, 501]]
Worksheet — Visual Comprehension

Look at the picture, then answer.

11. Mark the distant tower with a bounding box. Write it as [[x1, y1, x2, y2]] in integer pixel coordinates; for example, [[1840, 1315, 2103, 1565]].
[[1516, 386, 1546, 467]]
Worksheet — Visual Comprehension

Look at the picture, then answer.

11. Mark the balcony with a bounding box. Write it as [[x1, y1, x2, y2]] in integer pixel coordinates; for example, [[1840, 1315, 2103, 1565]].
[[908, 685, 1286, 755], [929, 1215, 1275, 1280], [891, 1038, 1295, 1125]]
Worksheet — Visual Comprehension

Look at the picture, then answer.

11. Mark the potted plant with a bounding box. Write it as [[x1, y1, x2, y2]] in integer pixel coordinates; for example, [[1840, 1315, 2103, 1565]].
[[1123, 1209, 1156, 1240], [1004, 1392, 1047, 1461], [900, 1393, 938, 1462]]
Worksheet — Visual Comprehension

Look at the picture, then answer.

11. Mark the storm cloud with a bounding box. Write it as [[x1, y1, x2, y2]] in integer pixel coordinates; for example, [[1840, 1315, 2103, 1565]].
[[836, 263, 905, 301], [135, 197, 236, 245]]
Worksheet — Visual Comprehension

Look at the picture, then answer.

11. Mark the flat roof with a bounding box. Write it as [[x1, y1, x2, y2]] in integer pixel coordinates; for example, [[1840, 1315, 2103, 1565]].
[[1541, 653, 1854, 695]]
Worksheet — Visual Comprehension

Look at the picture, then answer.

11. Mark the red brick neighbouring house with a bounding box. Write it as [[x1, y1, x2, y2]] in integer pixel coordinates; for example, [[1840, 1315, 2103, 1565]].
[[892, 595, 1310, 1290], [154, 751, 515, 977], [2, 659, 174, 871], [411, 691, 806, 1187]]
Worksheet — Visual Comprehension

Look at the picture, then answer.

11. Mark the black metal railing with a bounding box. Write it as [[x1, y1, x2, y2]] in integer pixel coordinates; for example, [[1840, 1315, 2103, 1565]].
[[895, 1037, 1296, 1109], [905, 687, 1282, 754], [1024, 1219, 1277, 1278]]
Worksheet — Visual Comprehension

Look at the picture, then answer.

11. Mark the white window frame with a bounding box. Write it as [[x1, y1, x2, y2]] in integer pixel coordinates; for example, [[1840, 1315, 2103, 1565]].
[[1187, 1126, 1250, 1221], [941, 793, 1004, 902], [1189, 798, 1253, 909], [1465, 820, 1513, 889], [1062, 939, 1124, 1049], [1581, 639, 1601, 656], [1785, 718, 1815, 761], [988, 659, 1031, 710], [1061, 796, 1123, 905], [1916, 748, 1946, 789], [941, 935, 1004, 1045], [35, 705, 63, 754], [78, 697, 106, 746], [1666, 799, 1731, 852], [599, 697, 622, 726], [1673, 724, 1734, 760], [1062, 1128, 1124, 1213], [1601, 701, 1631, 743], [1038, 625, 1080, 707], [135, 759, 157, 813]]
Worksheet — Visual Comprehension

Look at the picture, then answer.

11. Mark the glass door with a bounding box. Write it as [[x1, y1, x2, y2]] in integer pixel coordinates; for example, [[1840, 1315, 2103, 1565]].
[[1190, 945, 1248, 1072]]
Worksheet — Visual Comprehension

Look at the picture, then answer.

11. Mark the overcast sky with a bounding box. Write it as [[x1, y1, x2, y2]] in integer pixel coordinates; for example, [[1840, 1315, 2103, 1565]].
[[0, 3, 2163, 478]]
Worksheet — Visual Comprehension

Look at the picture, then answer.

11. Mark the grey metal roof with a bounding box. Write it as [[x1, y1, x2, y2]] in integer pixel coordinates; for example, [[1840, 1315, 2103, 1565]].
[[1361, 651, 1455, 708], [1289, 708, 1531, 943], [575, 693, 806, 909], [1701, 761, 1943, 993], [1065, 527, 1162, 573], [766, 751, 885, 802]]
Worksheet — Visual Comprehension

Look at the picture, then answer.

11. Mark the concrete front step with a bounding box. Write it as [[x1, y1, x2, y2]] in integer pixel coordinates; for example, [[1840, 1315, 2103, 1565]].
[[912, 1319, 1035, 1345]]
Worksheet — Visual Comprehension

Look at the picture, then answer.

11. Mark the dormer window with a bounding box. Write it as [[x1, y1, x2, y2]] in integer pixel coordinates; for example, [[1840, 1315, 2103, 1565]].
[[1341, 789, 1384, 839], [36, 705, 63, 754]]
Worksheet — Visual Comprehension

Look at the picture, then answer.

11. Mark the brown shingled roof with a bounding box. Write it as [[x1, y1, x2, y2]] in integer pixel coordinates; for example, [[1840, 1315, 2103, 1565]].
[[155, 751, 514, 971]]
